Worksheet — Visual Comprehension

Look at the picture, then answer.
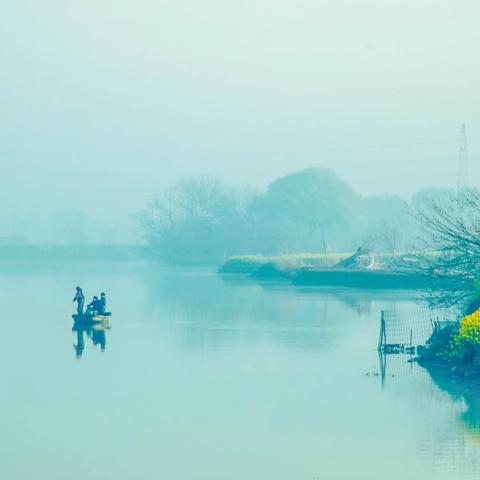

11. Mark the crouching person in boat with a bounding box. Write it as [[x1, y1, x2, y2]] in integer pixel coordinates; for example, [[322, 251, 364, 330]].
[[72, 286, 85, 315], [86, 296, 101, 315]]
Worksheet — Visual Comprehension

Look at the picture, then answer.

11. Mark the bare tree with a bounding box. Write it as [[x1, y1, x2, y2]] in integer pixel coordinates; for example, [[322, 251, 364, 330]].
[[138, 176, 256, 263], [404, 189, 480, 308], [380, 218, 403, 259]]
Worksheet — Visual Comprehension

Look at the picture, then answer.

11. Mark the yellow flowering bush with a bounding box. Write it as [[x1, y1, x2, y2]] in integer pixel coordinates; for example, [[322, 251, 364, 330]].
[[458, 310, 480, 344], [443, 309, 480, 363]]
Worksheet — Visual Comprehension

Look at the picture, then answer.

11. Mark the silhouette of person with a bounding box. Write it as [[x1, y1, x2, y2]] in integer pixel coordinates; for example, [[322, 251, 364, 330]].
[[99, 292, 107, 315], [72, 286, 85, 315], [86, 296, 100, 314]]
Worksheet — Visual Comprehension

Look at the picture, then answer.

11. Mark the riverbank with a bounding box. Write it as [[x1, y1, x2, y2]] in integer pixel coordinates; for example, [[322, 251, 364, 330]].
[[0, 245, 149, 263], [219, 254, 436, 289], [417, 357, 480, 384], [416, 320, 480, 383], [219, 253, 350, 274], [292, 268, 434, 288]]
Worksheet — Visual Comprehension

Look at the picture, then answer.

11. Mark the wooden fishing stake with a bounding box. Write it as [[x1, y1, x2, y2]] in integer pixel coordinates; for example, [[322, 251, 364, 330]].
[[378, 349, 386, 389], [378, 311, 386, 352], [409, 328, 413, 367]]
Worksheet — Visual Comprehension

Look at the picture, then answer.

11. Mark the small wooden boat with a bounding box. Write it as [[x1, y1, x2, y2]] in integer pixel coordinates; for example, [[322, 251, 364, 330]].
[[72, 312, 112, 323], [72, 319, 111, 332]]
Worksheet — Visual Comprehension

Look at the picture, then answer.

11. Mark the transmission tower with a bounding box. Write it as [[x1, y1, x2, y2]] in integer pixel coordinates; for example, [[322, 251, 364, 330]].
[[457, 123, 469, 191]]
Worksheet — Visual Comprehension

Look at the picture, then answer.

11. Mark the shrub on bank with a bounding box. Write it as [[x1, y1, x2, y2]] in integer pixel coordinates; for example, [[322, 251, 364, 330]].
[[443, 310, 480, 365], [420, 309, 480, 379]]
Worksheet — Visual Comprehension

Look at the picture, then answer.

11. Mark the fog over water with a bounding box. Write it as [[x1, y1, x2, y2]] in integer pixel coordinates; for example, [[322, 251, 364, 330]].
[[1, 1, 480, 242], [2, 4, 480, 478], [3, 265, 480, 480]]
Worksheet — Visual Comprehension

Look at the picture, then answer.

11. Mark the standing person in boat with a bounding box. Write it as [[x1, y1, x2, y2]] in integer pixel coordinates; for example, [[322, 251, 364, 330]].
[[99, 292, 107, 315], [72, 286, 85, 316]]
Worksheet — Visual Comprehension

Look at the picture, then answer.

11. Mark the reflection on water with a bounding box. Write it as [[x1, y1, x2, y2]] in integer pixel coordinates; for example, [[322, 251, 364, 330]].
[[72, 321, 109, 359], [377, 348, 418, 388], [426, 365, 480, 434], [377, 346, 480, 477], [142, 267, 419, 354], [1, 263, 480, 479]]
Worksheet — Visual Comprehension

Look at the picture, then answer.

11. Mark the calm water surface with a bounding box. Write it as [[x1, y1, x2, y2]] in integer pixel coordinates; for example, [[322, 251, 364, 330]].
[[1, 263, 479, 479]]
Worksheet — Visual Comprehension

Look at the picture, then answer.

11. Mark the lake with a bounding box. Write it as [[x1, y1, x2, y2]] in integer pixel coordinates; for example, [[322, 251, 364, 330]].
[[1, 262, 479, 479]]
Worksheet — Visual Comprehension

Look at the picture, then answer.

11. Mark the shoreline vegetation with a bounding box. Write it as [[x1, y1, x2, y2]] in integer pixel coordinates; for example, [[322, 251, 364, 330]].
[[417, 309, 480, 382], [0, 245, 149, 262], [138, 168, 448, 267], [219, 252, 437, 289], [219, 253, 349, 272]]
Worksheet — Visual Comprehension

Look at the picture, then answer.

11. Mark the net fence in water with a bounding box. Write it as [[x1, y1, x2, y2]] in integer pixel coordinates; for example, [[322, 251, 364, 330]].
[[378, 308, 458, 351]]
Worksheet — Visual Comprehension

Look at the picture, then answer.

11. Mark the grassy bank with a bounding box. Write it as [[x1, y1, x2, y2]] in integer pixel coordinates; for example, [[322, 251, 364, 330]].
[[292, 268, 435, 289], [417, 311, 480, 381], [219, 252, 440, 289], [219, 252, 409, 275], [219, 253, 351, 274]]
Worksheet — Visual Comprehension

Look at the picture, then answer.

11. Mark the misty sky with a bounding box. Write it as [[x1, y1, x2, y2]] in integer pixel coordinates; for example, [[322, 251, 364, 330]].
[[2, 0, 480, 237]]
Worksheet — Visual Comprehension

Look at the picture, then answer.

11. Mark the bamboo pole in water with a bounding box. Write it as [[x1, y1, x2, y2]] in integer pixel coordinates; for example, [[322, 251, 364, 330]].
[[378, 311, 386, 351]]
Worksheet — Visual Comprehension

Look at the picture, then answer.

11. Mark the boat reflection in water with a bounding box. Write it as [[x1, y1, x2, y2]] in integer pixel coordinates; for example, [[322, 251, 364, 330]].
[[72, 316, 111, 359]]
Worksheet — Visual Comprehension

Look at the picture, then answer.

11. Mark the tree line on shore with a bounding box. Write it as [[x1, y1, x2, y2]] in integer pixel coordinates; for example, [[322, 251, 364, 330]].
[[138, 167, 455, 266], [141, 169, 480, 376]]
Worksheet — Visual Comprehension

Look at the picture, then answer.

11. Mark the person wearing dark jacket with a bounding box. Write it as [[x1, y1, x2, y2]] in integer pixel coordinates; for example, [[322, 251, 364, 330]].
[[72, 286, 85, 315], [86, 296, 100, 314], [99, 292, 107, 315]]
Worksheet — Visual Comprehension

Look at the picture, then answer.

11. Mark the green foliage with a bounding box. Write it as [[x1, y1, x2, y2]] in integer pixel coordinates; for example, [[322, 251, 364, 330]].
[[220, 253, 351, 273], [442, 310, 480, 363], [250, 168, 365, 252], [140, 168, 449, 265], [424, 310, 480, 378]]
